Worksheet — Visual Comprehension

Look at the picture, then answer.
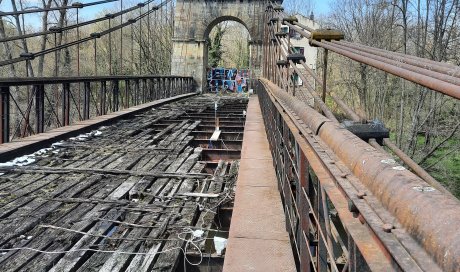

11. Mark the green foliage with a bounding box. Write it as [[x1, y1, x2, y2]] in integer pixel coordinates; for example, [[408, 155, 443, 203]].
[[208, 25, 225, 67]]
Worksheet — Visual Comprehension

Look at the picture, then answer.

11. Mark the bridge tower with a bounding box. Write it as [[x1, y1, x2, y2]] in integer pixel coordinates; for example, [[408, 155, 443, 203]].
[[171, 0, 267, 91]]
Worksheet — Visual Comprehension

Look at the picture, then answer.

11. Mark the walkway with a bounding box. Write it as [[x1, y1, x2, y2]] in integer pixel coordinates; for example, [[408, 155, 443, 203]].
[[223, 96, 296, 271]]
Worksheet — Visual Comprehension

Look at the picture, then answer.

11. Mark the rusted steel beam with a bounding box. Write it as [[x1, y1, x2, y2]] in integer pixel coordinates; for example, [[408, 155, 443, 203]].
[[260, 78, 460, 271], [382, 138, 454, 198], [310, 40, 460, 99], [338, 40, 460, 77], [330, 41, 460, 86]]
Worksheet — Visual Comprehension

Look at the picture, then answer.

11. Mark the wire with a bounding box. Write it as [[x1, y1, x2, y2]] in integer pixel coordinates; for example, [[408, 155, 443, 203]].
[[0, 0, 118, 16], [0, 0, 153, 43], [0, 0, 171, 67]]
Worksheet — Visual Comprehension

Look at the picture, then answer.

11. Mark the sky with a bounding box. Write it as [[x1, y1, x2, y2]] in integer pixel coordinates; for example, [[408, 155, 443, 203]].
[[0, 0, 332, 30], [0, 0, 125, 29], [314, 0, 332, 16]]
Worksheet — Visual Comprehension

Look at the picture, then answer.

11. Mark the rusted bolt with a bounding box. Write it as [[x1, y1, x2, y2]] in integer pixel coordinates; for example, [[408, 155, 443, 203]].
[[382, 223, 394, 233], [357, 191, 367, 199]]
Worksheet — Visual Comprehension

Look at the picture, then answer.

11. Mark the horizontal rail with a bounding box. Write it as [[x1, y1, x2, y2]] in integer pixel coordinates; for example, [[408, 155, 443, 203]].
[[0, 75, 195, 144], [0, 75, 193, 87]]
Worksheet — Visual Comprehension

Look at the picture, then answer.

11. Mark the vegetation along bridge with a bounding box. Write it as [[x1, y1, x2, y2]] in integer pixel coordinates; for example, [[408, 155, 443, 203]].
[[0, 0, 459, 271]]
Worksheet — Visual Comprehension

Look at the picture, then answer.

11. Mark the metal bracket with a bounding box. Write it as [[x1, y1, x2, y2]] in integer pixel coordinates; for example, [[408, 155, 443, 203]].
[[276, 60, 289, 67], [341, 120, 389, 143], [309, 29, 345, 46], [282, 16, 298, 24], [286, 53, 306, 64]]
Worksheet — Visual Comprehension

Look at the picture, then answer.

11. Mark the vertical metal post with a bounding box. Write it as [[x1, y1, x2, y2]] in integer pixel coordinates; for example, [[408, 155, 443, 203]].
[[35, 84, 45, 133], [322, 49, 328, 103], [135, 79, 140, 105], [113, 80, 119, 111], [62, 83, 70, 126], [83, 82, 90, 120], [125, 80, 130, 108], [0, 87, 10, 144], [298, 153, 311, 272], [100, 81, 107, 115], [142, 79, 146, 103]]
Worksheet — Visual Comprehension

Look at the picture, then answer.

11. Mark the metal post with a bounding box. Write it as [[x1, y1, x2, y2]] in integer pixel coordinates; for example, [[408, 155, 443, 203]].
[[125, 80, 130, 108], [298, 153, 311, 272], [100, 81, 106, 115], [83, 82, 90, 120], [135, 79, 140, 105], [0, 87, 10, 144], [62, 83, 70, 126], [113, 80, 119, 111], [322, 49, 328, 103], [34, 84, 45, 133]]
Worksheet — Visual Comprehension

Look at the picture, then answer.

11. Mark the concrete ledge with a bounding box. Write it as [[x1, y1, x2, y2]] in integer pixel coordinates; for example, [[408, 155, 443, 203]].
[[223, 95, 296, 272], [0, 93, 197, 162]]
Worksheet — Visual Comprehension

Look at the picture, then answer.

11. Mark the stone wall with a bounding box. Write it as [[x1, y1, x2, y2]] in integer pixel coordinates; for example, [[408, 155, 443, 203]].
[[171, 0, 266, 91]]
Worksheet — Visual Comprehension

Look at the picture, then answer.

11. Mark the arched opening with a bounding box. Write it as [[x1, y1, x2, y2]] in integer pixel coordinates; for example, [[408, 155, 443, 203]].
[[204, 18, 252, 93]]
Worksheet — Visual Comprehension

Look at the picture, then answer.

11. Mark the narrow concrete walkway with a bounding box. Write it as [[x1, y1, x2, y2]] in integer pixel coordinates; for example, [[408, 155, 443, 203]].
[[223, 95, 296, 272]]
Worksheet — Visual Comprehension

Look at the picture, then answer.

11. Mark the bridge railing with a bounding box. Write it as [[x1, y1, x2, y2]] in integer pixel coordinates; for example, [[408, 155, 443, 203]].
[[256, 79, 460, 272], [0, 75, 194, 144]]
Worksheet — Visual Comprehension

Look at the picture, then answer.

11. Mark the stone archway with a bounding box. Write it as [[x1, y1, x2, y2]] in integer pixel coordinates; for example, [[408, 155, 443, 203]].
[[171, 0, 266, 91]]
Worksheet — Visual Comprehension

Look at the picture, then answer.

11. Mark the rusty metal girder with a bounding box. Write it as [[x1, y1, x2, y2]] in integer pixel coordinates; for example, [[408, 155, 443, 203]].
[[259, 78, 460, 271]]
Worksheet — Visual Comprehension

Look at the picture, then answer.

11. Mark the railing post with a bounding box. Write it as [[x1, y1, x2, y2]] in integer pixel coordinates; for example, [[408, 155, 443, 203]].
[[135, 79, 140, 105], [298, 153, 311, 272], [125, 80, 130, 108], [0, 86, 10, 144], [113, 80, 119, 111], [149, 79, 153, 101], [100, 81, 107, 115], [34, 84, 45, 133], [142, 78, 148, 103], [62, 83, 70, 126], [83, 82, 91, 120]]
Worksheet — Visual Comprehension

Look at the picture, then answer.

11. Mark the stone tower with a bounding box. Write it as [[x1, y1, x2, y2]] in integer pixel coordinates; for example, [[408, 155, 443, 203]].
[[171, 0, 266, 91]]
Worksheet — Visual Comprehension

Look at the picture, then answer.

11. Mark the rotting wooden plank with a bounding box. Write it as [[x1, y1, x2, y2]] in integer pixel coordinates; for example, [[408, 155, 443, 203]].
[[0, 166, 211, 179], [126, 159, 205, 272], [0, 174, 61, 219], [97, 149, 203, 272], [2, 176, 122, 272], [65, 148, 195, 272], [47, 148, 195, 271], [0, 176, 116, 268]]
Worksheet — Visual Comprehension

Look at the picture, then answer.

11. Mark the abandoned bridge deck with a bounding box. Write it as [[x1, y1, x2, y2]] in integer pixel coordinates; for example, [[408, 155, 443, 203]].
[[0, 94, 280, 272]]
